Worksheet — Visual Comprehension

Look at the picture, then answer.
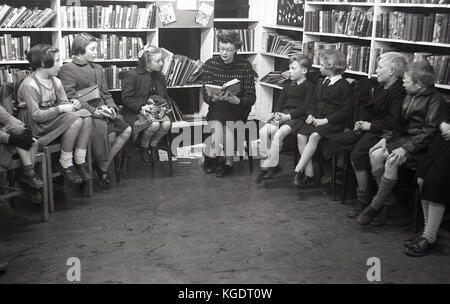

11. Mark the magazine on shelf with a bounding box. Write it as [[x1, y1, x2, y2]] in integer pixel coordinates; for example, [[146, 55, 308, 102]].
[[158, 3, 176, 26]]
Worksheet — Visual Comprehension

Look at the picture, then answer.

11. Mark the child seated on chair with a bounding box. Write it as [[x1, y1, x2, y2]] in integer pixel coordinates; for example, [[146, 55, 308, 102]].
[[121, 46, 172, 163], [293, 49, 353, 188], [17, 44, 93, 185], [357, 61, 446, 226], [0, 104, 43, 190], [255, 53, 319, 183]]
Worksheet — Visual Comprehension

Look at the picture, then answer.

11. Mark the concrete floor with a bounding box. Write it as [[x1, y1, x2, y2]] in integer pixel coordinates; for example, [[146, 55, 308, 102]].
[[0, 155, 449, 284]]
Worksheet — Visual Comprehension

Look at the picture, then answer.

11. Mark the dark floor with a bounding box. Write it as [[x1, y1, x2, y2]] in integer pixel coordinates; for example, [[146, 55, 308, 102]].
[[0, 155, 449, 284]]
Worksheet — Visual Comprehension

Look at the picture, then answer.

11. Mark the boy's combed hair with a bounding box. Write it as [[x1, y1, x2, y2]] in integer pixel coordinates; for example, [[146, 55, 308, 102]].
[[379, 52, 408, 78], [319, 49, 346, 74], [217, 30, 242, 50], [26, 44, 59, 70], [290, 53, 312, 70], [71, 33, 98, 56], [406, 61, 435, 89]]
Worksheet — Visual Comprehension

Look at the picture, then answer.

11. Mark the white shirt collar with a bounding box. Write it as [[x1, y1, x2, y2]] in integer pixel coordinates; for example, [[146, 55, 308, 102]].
[[323, 75, 343, 86]]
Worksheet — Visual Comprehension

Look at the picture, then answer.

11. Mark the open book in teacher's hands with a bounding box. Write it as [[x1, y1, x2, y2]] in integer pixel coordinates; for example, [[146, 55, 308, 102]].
[[204, 78, 241, 97]]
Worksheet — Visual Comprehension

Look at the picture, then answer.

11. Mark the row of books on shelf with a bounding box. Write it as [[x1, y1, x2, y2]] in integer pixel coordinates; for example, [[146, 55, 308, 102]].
[[0, 67, 30, 86], [305, 9, 373, 37], [312, 0, 373, 2], [0, 35, 30, 62], [104, 66, 133, 90], [377, 12, 450, 43], [0, 5, 55, 29], [60, 4, 156, 30], [304, 41, 370, 73], [63, 34, 144, 61], [261, 32, 303, 56], [382, 0, 449, 3], [373, 48, 450, 85], [213, 29, 255, 53], [161, 48, 204, 87]]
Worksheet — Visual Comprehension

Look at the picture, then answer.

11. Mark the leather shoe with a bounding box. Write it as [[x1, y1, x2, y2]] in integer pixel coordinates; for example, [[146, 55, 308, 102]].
[[372, 205, 393, 227], [75, 163, 93, 182], [264, 165, 282, 180], [216, 164, 233, 178], [293, 171, 304, 188], [20, 172, 45, 189], [302, 175, 316, 188], [0, 261, 8, 273], [356, 205, 381, 225], [404, 237, 438, 257], [150, 146, 160, 162], [59, 165, 83, 184], [254, 168, 269, 183], [140, 147, 151, 163], [203, 156, 217, 174]]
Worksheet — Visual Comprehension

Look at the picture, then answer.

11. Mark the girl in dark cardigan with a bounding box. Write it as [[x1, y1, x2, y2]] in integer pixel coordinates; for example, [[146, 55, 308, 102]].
[[17, 44, 93, 184], [293, 49, 353, 188], [357, 61, 446, 226], [403, 101, 450, 256], [255, 54, 318, 182], [121, 45, 172, 163], [59, 33, 132, 188], [202, 30, 257, 178]]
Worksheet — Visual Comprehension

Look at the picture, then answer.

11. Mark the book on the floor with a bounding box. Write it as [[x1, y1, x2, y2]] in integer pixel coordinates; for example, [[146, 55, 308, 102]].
[[158, 3, 176, 26], [204, 78, 241, 96]]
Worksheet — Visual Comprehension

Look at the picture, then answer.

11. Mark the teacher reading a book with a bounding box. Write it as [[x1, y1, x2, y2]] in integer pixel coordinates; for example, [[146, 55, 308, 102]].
[[202, 30, 257, 178]]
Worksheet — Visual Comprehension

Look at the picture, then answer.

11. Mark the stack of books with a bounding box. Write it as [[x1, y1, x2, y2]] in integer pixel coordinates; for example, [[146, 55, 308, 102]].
[[162, 49, 204, 87], [304, 41, 371, 73], [63, 34, 144, 61], [103, 66, 134, 90], [260, 71, 289, 86], [376, 12, 450, 43], [60, 4, 157, 29], [214, 29, 255, 52], [261, 32, 302, 56], [305, 8, 373, 37], [0, 35, 30, 61], [372, 48, 450, 85], [0, 5, 56, 28]]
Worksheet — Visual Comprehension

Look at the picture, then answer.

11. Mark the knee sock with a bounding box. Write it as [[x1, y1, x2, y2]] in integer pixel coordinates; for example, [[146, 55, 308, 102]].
[[421, 200, 430, 228], [59, 151, 73, 169], [423, 203, 446, 243], [356, 188, 370, 207], [22, 165, 34, 176], [74, 148, 87, 165], [370, 176, 397, 210]]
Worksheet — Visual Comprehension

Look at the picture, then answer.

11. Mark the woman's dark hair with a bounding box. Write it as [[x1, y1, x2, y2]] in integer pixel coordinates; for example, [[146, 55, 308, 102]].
[[26, 44, 59, 70], [71, 33, 98, 56], [217, 30, 242, 50]]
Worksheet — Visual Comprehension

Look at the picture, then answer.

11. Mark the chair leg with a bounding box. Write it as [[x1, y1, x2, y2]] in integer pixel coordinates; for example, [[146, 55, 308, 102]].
[[167, 135, 173, 177], [246, 138, 254, 172], [341, 151, 351, 204], [85, 141, 94, 197], [331, 154, 337, 201], [125, 156, 131, 180], [39, 154, 49, 222], [114, 154, 122, 183], [44, 147, 55, 213]]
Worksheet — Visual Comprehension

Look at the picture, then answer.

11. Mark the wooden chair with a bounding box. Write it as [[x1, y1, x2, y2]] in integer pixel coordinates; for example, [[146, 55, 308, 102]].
[[43, 141, 94, 212], [0, 152, 49, 222]]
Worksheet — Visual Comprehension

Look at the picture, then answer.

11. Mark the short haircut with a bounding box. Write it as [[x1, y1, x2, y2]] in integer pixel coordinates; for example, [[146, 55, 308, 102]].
[[26, 44, 59, 70], [379, 52, 407, 78], [217, 30, 242, 50], [406, 61, 435, 89], [71, 33, 98, 56], [290, 53, 312, 70], [138, 45, 162, 68], [319, 49, 346, 75]]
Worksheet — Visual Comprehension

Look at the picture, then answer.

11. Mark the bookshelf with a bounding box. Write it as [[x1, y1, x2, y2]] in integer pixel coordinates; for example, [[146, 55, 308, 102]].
[[255, 0, 450, 117]]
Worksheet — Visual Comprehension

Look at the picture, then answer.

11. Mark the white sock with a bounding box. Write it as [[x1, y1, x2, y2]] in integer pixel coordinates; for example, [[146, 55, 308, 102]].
[[423, 202, 446, 243], [74, 148, 87, 165], [59, 151, 73, 169]]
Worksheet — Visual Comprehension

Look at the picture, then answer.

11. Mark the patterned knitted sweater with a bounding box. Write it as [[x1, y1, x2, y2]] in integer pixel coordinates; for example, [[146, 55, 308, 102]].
[[201, 55, 257, 109]]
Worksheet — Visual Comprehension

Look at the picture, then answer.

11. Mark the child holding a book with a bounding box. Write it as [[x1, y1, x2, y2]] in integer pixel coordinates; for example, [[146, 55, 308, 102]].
[[121, 45, 172, 163], [59, 33, 131, 188], [293, 49, 353, 188], [255, 53, 319, 183]]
